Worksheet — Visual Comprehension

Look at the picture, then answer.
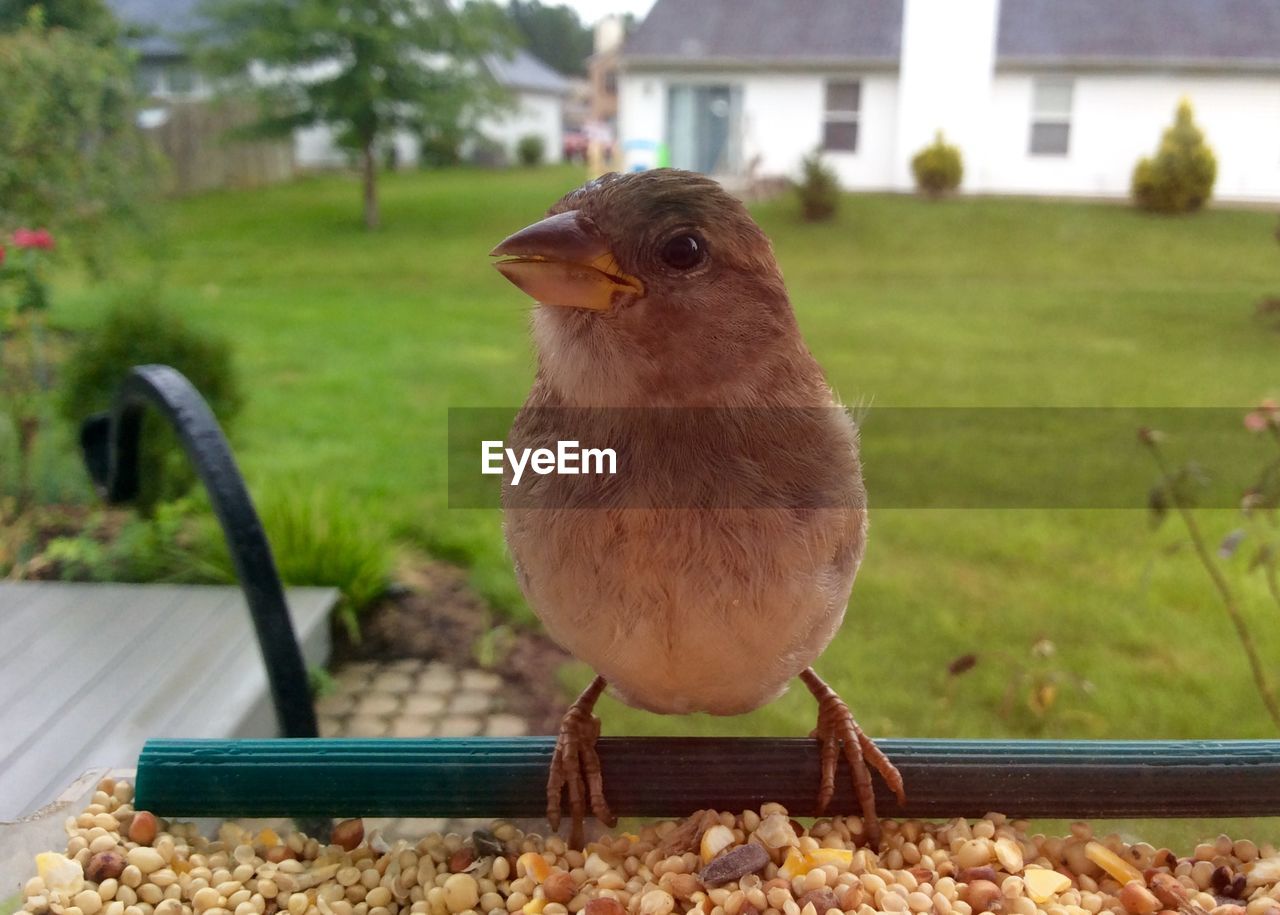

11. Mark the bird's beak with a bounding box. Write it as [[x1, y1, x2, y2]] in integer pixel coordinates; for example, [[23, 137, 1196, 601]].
[[490, 210, 644, 311]]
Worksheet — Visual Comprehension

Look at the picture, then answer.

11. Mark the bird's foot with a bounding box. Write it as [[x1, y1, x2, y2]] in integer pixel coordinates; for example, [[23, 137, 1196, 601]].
[[801, 668, 905, 849], [547, 676, 615, 849]]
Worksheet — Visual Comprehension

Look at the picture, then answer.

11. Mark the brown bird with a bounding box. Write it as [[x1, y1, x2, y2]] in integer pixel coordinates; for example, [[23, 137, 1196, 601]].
[[490, 169, 903, 847]]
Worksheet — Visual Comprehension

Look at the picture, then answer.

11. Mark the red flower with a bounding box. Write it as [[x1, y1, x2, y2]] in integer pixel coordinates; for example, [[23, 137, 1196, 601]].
[[0, 244, 5, 268], [12, 227, 54, 250]]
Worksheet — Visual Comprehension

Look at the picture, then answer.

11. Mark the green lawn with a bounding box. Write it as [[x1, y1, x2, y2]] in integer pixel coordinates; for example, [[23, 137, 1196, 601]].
[[56, 166, 1280, 765]]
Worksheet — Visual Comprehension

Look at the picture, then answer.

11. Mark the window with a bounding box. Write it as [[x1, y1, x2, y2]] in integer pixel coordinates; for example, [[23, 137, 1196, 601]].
[[1030, 78, 1072, 156], [823, 80, 860, 152], [167, 64, 197, 95], [134, 62, 164, 97]]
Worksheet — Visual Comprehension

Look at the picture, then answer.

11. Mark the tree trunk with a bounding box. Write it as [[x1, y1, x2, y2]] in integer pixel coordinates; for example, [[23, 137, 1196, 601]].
[[361, 141, 380, 230]]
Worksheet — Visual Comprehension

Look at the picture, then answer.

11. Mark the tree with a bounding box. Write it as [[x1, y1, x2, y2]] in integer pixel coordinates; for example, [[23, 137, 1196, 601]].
[[505, 0, 591, 76], [1131, 99, 1217, 214], [0, 0, 118, 45], [197, 0, 514, 230], [0, 15, 156, 265]]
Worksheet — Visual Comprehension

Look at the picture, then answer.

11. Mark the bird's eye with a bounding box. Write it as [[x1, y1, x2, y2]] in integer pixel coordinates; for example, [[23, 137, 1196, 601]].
[[659, 233, 705, 271]]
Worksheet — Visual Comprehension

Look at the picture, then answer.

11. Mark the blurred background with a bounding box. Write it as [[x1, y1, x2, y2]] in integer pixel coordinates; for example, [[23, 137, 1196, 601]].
[[3, 0, 1280, 828]]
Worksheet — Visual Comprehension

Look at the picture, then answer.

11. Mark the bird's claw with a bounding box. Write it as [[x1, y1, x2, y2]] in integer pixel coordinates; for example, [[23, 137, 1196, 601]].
[[547, 700, 614, 849], [804, 670, 904, 849]]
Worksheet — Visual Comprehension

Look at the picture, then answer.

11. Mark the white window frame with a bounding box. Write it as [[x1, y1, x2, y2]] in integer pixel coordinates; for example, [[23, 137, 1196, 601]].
[[823, 80, 861, 153], [1029, 78, 1073, 157]]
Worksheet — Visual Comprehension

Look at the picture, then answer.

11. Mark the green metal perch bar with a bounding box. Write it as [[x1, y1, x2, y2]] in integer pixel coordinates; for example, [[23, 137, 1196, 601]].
[[137, 738, 1280, 820]]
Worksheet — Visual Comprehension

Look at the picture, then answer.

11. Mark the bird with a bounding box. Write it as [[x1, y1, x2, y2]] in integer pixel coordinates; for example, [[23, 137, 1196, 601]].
[[489, 168, 904, 848]]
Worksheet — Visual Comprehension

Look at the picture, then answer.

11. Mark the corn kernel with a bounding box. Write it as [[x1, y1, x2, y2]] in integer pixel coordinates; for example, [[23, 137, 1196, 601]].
[[779, 849, 808, 879], [1024, 868, 1072, 903], [1083, 843, 1142, 886], [518, 854, 551, 884], [804, 850, 853, 871], [522, 900, 547, 915]]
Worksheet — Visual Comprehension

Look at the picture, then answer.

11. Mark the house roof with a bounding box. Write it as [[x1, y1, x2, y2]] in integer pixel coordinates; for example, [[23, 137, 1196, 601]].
[[484, 48, 571, 95], [106, 0, 200, 57], [997, 0, 1280, 70], [106, 0, 571, 90], [623, 0, 1280, 71], [623, 0, 903, 68]]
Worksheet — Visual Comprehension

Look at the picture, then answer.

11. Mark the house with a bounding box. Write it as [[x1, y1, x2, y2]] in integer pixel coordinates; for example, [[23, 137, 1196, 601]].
[[618, 0, 1280, 202], [292, 48, 571, 168], [105, 0, 570, 172]]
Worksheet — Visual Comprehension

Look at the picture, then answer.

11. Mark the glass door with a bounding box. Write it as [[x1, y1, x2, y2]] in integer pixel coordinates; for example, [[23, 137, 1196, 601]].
[[667, 84, 742, 175]]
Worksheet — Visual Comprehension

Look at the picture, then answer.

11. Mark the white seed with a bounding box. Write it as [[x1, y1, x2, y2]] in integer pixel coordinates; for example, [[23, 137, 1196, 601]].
[[883, 894, 909, 912], [125, 850, 165, 875], [995, 840, 1025, 874], [639, 890, 675, 915], [366, 888, 392, 908], [908, 893, 933, 912], [148, 870, 177, 889], [443, 874, 479, 913], [955, 841, 994, 870]]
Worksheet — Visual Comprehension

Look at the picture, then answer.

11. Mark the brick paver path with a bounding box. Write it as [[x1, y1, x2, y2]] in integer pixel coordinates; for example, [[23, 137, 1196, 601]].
[[318, 657, 532, 838]]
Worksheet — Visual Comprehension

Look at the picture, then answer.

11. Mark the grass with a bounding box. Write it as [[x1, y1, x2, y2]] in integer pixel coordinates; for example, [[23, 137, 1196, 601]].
[[50, 166, 1280, 838]]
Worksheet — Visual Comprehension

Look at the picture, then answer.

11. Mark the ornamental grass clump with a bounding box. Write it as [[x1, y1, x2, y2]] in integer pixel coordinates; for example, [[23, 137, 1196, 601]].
[[795, 152, 840, 222]]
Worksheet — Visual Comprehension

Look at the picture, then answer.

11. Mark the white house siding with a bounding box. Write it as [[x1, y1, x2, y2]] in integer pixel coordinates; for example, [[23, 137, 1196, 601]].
[[618, 70, 899, 187], [895, 0, 1000, 190], [981, 71, 1280, 202], [476, 91, 565, 164], [293, 91, 564, 169]]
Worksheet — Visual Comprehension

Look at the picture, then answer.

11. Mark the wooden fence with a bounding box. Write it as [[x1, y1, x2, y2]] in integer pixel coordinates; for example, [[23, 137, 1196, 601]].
[[148, 100, 295, 195]]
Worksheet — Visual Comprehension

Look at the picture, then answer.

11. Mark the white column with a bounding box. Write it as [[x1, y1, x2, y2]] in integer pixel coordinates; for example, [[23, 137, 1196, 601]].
[[894, 0, 1000, 191]]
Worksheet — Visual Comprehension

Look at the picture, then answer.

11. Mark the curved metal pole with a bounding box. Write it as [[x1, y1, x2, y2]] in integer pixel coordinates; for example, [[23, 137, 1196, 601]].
[[80, 364, 318, 739]]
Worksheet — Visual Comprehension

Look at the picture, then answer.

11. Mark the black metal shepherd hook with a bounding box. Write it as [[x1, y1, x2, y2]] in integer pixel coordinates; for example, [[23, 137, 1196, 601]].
[[79, 364, 318, 739]]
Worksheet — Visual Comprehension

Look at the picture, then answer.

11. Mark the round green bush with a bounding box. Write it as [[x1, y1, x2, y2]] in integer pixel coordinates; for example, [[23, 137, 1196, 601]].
[[911, 131, 963, 198], [516, 133, 546, 167], [59, 291, 243, 514]]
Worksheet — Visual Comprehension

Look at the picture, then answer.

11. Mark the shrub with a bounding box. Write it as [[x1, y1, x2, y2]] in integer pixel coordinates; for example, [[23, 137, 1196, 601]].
[[1131, 100, 1217, 214], [202, 483, 393, 638], [58, 291, 243, 514], [466, 135, 508, 168], [419, 127, 464, 168], [0, 16, 158, 270], [35, 499, 228, 583], [911, 131, 963, 198], [796, 151, 840, 222], [516, 133, 545, 167]]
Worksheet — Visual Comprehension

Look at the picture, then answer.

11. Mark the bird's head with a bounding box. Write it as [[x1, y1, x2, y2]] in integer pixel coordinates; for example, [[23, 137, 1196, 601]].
[[491, 169, 804, 406]]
